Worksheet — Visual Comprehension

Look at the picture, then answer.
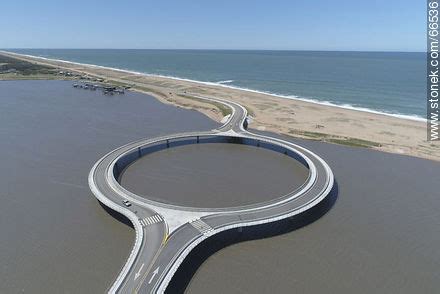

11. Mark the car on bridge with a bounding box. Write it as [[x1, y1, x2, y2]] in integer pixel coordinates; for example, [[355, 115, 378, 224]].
[[122, 199, 132, 207]]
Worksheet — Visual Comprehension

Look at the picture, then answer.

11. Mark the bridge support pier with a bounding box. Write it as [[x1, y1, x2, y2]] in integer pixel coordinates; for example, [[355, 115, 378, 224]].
[[196, 136, 199, 143], [166, 139, 170, 148]]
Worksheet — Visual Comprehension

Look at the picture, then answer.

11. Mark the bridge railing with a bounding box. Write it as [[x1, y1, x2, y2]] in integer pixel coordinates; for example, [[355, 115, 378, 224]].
[[112, 134, 310, 182]]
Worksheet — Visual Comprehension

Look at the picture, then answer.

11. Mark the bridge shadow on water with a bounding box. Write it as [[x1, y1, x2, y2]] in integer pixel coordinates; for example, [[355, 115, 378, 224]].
[[165, 181, 339, 294], [96, 180, 338, 293], [98, 201, 135, 229]]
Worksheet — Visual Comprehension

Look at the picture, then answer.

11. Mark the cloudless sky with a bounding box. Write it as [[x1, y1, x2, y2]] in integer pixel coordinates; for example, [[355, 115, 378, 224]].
[[0, 0, 425, 51]]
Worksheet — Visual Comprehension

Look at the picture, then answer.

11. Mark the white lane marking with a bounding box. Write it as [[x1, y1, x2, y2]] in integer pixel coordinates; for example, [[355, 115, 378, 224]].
[[139, 214, 163, 227], [134, 263, 144, 281], [190, 219, 213, 235], [148, 267, 160, 284]]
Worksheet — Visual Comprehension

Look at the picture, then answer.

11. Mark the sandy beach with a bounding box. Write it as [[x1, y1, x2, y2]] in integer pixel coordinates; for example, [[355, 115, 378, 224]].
[[1, 50, 437, 161]]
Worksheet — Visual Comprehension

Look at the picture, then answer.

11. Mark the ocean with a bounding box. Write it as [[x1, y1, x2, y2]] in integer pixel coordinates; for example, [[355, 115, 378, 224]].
[[6, 49, 425, 120]]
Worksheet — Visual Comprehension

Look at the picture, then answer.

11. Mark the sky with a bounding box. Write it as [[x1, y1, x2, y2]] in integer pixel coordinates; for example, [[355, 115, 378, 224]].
[[0, 0, 425, 51]]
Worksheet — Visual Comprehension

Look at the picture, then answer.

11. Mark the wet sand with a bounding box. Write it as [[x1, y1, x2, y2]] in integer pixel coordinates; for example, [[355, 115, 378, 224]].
[[120, 143, 308, 208], [0, 80, 217, 293]]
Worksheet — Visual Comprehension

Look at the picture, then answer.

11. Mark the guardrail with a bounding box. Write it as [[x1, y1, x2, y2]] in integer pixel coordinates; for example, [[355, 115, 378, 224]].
[[88, 159, 144, 293], [88, 92, 334, 293], [107, 133, 316, 214], [153, 130, 334, 293]]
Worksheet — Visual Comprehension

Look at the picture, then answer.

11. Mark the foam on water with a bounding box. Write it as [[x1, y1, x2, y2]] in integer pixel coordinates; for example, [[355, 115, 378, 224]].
[[216, 80, 234, 84]]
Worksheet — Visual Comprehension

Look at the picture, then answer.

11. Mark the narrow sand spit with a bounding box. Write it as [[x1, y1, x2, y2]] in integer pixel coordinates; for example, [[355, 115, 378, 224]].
[[1, 51, 438, 161]]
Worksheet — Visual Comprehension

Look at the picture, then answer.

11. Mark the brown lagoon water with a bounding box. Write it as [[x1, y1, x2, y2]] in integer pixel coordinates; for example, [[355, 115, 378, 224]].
[[185, 133, 440, 294], [1, 80, 439, 294], [0, 80, 218, 293], [120, 143, 308, 208]]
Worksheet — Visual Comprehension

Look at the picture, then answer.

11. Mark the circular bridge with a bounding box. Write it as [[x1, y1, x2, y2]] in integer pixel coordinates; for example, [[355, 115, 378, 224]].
[[89, 95, 334, 293]]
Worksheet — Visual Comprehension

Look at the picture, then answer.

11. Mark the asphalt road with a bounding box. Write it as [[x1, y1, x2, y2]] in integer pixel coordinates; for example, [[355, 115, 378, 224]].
[[89, 94, 334, 293]]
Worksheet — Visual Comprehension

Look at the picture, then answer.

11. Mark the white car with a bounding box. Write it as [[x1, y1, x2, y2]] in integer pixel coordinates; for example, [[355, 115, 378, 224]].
[[122, 200, 132, 207]]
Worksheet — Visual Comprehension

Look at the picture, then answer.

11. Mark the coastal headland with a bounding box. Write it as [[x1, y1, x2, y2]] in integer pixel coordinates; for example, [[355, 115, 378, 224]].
[[1, 50, 437, 161]]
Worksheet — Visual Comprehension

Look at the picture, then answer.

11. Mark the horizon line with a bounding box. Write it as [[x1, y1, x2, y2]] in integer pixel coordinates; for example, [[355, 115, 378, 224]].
[[1, 48, 425, 53]]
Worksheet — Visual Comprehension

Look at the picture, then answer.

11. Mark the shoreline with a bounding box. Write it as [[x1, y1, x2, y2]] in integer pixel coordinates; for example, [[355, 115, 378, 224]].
[[0, 50, 438, 161], [0, 50, 425, 122]]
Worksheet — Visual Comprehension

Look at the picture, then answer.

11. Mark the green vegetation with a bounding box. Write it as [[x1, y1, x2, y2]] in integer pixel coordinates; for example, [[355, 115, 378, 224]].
[[134, 85, 168, 98], [177, 94, 232, 116], [327, 138, 381, 148], [243, 105, 255, 117], [0, 54, 57, 77], [289, 130, 330, 139], [288, 129, 380, 149]]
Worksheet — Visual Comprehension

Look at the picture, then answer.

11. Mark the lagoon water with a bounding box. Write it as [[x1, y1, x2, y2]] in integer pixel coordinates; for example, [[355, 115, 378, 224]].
[[120, 143, 308, 208], [0, 80, 218, 293], [1, 80, 439, 294], [7, 49, 425, 120], [185, 132, 440, 294]]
